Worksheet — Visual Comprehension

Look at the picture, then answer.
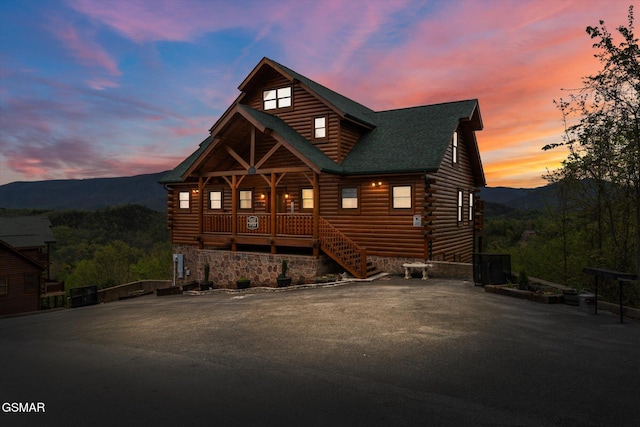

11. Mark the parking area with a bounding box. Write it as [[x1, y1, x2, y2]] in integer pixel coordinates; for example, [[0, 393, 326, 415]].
[[1, 277, 640, 426]]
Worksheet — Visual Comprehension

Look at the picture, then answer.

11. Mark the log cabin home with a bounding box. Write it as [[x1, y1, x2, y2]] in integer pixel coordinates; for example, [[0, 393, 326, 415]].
[[161, 57, 485, 286], [0, 216, 63, 315]]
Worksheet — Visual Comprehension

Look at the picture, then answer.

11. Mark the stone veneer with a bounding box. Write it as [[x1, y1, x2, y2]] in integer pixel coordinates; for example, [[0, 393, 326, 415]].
[[172, 245, 473, 288], [172, 245, 339, 288]]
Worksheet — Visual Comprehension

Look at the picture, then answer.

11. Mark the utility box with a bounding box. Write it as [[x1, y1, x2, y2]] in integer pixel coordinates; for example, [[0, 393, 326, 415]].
[[473, 253, 511, 286]]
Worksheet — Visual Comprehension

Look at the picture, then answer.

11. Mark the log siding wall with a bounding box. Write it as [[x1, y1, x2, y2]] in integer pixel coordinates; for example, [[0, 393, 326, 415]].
[[167, 67, 481, 269], [0, 248, 42, 316], [430, 128, 477, 263]]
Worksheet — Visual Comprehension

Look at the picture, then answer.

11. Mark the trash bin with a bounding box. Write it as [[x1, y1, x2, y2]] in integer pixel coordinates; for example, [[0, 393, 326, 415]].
[[473, 253, 511, 286], [578, 292, 596, 314]]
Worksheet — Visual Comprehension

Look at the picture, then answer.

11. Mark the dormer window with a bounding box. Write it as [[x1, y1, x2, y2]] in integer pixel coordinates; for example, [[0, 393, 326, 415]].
[[263, 86, 292, 110]]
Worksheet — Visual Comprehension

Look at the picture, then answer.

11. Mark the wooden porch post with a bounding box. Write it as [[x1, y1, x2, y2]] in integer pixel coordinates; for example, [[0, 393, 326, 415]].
[[313, 172, 320, 257], [231, 175, 237, 251], [270, 172, 277, 254]]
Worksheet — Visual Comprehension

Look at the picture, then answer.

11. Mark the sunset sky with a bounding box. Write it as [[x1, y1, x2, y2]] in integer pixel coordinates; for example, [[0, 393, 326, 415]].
[[0, 0, 633, 188]]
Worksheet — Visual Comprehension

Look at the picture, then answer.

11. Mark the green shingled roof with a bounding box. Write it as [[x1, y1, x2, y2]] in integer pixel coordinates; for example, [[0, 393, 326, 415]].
[[341, 100, 479, 174], [269, 59, 376, 128], [159, 135, 213, 183], [160, 59, 482, 184]]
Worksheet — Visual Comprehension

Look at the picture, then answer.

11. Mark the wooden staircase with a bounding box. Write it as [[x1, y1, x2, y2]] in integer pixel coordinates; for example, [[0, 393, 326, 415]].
[[318, 218, 380, 279]]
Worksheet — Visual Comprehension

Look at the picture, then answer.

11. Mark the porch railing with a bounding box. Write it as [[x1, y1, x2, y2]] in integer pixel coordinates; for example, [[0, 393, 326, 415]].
[[203, 213, 313, 236]]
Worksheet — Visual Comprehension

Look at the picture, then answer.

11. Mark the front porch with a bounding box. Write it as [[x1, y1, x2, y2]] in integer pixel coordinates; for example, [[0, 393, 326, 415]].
[[201, 212, 316, 250], [197, 212, 375, 279]]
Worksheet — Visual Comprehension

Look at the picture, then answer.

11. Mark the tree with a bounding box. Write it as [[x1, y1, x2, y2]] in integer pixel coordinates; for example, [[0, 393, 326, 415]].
[[544, 5, 640, 275]]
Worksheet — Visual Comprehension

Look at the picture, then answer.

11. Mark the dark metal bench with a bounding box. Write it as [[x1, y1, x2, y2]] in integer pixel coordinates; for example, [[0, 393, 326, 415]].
[[582, 268, 638, 323]]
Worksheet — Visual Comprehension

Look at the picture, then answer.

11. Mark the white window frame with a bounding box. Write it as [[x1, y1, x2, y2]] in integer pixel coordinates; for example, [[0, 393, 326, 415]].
[[263, 86, 292, 110], [341, 187, 358, 209], [392, 185, 412, 209], [457, 189, 464, 223], [239, 190, 253, 210], [179, 191, 190, 209], [452, 131, 458, 164], [209, 190, 222, 210], [468, 192, 474, 221]]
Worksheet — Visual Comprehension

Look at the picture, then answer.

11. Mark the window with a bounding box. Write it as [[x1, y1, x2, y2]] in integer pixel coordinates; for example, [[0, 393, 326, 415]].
[[0, 277, 7, 295], [341, 187, 358, 209], [469, 192, 474, 221], [301, 188, 314, 209], [457, 190, 464, 222], [24, 274, 37, 293], [263, 86, 292, 110], [452, 131, 458, 164], [239, 190, 253, 209], [392, 186, 412, 209], [313, 116, 327, 139], [209, 190, 222, 210], [179, 191, 190, 209]]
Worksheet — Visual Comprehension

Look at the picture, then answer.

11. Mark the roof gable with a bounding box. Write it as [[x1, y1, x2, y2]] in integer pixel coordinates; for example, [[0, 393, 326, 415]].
[[161, 58, 485, 184], [0, 240, 45, 270], [240, 57, 376, 128]]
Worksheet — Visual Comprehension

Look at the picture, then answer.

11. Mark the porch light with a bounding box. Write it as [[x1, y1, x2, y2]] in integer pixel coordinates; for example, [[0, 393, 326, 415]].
[[260, 193, 265, 199], [371, 181, 382, 187], [192, 189, 199, 194], [284, 193, 289, 199]]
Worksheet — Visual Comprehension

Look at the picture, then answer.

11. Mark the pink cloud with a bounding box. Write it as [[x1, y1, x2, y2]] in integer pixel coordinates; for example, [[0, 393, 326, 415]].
[[48, 17, 121, 77], [64, 0, 270, 43]]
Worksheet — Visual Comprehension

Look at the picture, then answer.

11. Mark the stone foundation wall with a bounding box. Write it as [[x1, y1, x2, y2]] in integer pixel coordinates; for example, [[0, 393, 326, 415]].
[[172, 245, 473, 287], [172, 245, 338, 288]]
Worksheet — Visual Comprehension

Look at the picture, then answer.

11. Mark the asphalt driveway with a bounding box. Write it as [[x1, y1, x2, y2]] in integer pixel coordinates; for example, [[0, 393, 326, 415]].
[[1, 277, 639, 426]]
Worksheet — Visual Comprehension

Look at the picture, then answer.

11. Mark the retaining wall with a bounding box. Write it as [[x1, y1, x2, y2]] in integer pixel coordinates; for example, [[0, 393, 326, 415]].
[[97, 280, 171, 303]]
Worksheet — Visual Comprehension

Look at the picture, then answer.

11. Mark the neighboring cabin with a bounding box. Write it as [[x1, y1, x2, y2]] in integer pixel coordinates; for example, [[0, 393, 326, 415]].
[[0, 217, 62, 316], [161, 57, 485, 285]]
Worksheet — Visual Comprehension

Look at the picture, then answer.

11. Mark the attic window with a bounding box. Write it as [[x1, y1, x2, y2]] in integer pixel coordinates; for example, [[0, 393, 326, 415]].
[[263, 86, 292, 110], [452, 131, 458, 164]]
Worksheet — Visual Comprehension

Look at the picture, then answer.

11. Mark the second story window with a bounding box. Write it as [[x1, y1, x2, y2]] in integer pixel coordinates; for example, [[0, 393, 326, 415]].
[[314, 116, 327, 139], [452, 131, 458, 164], [457, 189, 463, 223], [263, 86, 292, 110]]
